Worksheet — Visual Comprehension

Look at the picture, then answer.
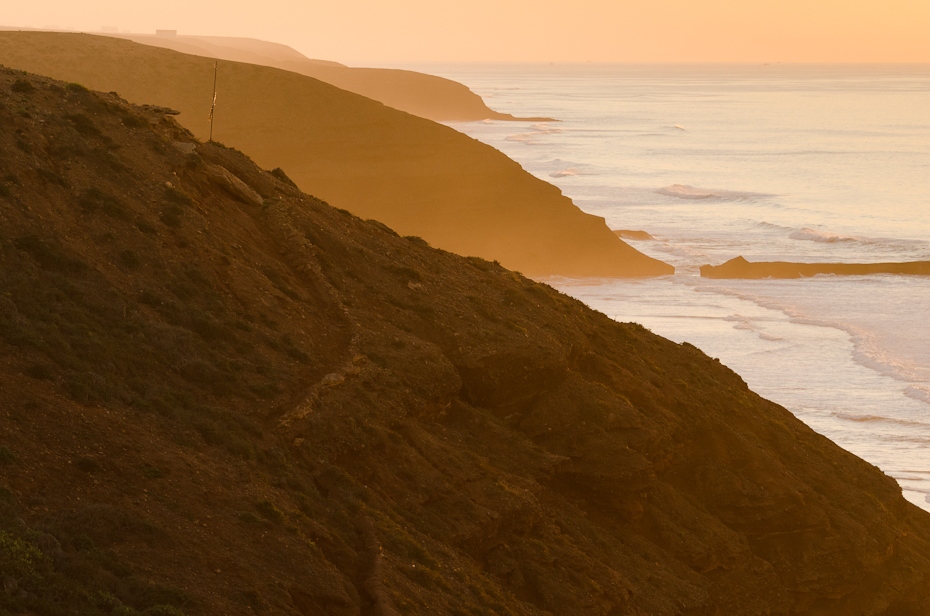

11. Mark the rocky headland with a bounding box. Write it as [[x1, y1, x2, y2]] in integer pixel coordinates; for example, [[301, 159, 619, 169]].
[[701, 255, 930, 279], [105, 32, 554, 123], [0, 31, 670, 279], [613, 230, 655, 241], [1, 68, 930, 615]]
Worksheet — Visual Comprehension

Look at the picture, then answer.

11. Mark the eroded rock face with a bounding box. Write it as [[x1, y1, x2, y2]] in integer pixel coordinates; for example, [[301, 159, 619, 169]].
[[1, 69, 929, 616]]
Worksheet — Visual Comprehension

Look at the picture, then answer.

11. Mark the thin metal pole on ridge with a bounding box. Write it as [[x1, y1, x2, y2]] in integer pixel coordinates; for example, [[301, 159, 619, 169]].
[[208, 60, 218, 142]]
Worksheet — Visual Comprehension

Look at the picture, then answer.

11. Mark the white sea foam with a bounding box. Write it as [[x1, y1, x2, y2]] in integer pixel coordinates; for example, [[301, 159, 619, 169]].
[[531, 123, 561, 134], [506, 125, 562, 145], [790, 227, 860, 243], [550, 167, 596, 178], [651, 241, 711, 261], [833, 412, 930, 428], [657, 184, 719, 199], [656, 184, 761, 201], [505, 132, 538, 143], [722, 315, 784, 340], [786, 227, 930, 256], [761, 222, 924, 253], [758, 333, 785, 342], [756, 221, 793, 231]]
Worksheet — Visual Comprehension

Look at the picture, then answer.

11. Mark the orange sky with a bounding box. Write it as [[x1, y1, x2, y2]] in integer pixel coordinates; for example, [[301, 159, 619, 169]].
[[4, 0, 929, 63]]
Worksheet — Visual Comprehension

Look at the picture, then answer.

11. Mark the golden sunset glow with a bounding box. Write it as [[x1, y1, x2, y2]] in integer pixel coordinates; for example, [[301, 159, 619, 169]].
[[3, 0, 930, 607], [4, 0, 929, 62]]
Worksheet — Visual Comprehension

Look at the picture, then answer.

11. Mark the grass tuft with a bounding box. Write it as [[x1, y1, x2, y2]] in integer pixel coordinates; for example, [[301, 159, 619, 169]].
[[11, 79, 35, 93], [65, 113, 102, 137]]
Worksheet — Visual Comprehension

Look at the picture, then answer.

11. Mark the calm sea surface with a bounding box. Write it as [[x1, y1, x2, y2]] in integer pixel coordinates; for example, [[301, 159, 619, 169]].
[[392, 63, 930, 511]]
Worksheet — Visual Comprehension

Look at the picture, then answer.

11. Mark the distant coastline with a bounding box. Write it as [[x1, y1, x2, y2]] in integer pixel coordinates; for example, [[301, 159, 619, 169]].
[[701, 256, 930, 279]]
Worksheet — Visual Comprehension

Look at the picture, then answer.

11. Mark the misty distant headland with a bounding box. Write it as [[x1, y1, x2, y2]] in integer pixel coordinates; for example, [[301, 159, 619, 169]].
[[0, 31, 671, 278]]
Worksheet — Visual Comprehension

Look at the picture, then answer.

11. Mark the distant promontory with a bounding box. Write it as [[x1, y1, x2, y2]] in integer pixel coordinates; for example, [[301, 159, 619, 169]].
[[110, 32, 555, 123], [0, 31, 670, 278], [701, 255, 930, 278]]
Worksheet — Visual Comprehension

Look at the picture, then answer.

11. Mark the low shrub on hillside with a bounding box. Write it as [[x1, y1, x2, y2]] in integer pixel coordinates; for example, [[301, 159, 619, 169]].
[[11, 79, 35, 93], [0, 494, 191, 615], [0, 228, 305, 459]]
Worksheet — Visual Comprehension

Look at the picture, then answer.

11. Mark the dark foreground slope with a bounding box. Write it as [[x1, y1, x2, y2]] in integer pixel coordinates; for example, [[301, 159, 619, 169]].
[[108, 33, 547, 123], [0, 32, 670, 279], [1, 70, 930, 616]]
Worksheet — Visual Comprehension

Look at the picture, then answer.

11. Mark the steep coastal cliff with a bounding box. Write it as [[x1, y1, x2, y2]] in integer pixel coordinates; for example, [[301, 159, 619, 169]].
[[0, 32, 671, 278], [1, 69, 929, 615], [107, 32, 549, 122]]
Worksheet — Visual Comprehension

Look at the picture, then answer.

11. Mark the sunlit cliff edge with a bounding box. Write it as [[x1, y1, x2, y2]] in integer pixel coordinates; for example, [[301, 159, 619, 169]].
[[109, 32, 554, 123], [0, 31, 672, 279]]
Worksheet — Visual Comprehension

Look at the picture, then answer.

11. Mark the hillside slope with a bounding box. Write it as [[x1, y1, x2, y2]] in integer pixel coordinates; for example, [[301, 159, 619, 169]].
[[2, 69, 930, 616], [0, 32, 668, 279], [108, 33, 544, 122]]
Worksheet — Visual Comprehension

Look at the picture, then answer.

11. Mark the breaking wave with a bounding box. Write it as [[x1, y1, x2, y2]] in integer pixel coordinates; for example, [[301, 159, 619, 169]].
[[505, 132, 538, 143], [657, 184, 761, 201], [789, 227, 861, 243], [531, 123, 561, 134], [550, 167, 596, 178], [505, 123, 562, 145], [833, 412, 930, 428], [758, 332, 785, 342], [723, 315, 784, 341], [753, 222, 930, 255]]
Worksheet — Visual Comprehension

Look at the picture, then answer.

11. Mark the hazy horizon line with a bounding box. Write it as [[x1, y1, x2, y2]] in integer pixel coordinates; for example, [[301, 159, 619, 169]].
[[3, 26, 929, 67]]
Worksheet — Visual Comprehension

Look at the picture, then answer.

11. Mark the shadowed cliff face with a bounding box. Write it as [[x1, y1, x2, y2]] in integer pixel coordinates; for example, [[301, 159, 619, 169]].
[[0, 32, 672, 279], [2, 70, 930, 616]]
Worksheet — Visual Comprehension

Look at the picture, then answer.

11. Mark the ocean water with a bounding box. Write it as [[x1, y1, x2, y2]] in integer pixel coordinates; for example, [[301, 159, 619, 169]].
[[399, 63, 930, 511]]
